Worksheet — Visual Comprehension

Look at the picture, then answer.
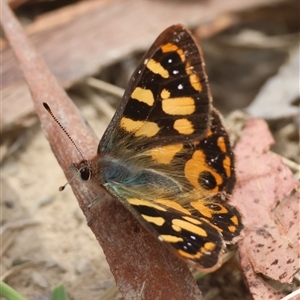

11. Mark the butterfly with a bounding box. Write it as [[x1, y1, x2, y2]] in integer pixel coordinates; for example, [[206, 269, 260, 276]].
[[75, 24, 243, 272]]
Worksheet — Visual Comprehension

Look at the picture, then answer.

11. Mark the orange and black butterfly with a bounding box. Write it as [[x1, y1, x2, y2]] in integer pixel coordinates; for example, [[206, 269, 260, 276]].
[[58, 24, 243, 271]]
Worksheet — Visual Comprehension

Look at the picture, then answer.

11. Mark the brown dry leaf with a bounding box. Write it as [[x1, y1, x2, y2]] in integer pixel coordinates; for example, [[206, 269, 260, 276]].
[[273, 190, 300, 252], [230, 118, 299, 299]]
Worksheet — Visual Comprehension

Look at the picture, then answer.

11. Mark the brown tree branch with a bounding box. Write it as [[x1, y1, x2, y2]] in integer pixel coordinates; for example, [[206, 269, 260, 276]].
[[1, 2, 203, 299]]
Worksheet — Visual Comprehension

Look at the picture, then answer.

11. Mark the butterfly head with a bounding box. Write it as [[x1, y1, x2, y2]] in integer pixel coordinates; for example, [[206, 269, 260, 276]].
[[77, 160, 92, 181]]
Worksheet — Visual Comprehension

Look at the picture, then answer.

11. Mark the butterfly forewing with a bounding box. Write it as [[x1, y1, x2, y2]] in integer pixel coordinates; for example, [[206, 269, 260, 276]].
[[100, 24, 212, 153]]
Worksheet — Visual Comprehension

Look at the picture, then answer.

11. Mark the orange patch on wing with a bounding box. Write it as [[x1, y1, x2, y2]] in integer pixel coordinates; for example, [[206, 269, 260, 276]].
[[205, 129, 213, 137], [172, 219, 207, 237], [159, 235, 183, 243], [135, 121, 160, 137], [149, 144, 183, 164], [173, 118, 194, 135], [145, 58, 169, 78], [156, 198, 191, 215], [161, 88, 171, 99], [185, 62, 202, 92], [190, 201, 213, 218], [223, 156, 232, 177], [217, 137, 226, 153], [191, 202, 228, 218], [230, 215, 239, 226], [128, 198, 166, 211], [120, 117, 143, 133], [161, 43, 185, 62], [141, 215, 165, 226], [131, 87, 155, 106], [182, 216, 201, 225], [161, 43, 178, 52], [162, 97, 195, 115], [228, 225, 237, 233], [204, 242, 216, 251], [178, 249, 202, 260], [121, 117, 160, 137]]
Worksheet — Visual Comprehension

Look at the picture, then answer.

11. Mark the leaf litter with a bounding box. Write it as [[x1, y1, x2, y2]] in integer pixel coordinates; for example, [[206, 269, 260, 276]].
[[231, 117, 299, 299]]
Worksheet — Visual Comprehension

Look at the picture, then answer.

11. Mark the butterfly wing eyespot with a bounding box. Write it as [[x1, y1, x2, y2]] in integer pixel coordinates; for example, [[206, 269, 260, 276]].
[[86, 24, 243, 271]]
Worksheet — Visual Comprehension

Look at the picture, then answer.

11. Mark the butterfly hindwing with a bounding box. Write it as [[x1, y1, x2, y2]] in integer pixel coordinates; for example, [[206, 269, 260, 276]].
[[181, 109, 236, 197], [127, 197, 224, 271]]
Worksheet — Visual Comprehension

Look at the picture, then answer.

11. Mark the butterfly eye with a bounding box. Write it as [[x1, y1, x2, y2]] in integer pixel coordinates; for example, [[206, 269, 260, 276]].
[[80, 167, 91, 181]]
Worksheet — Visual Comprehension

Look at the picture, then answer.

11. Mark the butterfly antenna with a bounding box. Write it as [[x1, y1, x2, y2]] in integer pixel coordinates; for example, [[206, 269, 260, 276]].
[[58, 176, 77, 191], [43, 102, 88, 190]]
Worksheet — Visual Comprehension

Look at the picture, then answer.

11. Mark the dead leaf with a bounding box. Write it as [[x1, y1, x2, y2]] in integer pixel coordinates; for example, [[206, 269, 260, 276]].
[[273, 190, 300, 251], [231, 118, 299, 298], [240, 256, 285, 300]]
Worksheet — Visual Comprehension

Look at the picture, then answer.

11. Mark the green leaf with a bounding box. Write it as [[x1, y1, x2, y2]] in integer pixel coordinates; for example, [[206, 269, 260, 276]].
[[52, 284, 68, 300], [0, 281, 28, 300]]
